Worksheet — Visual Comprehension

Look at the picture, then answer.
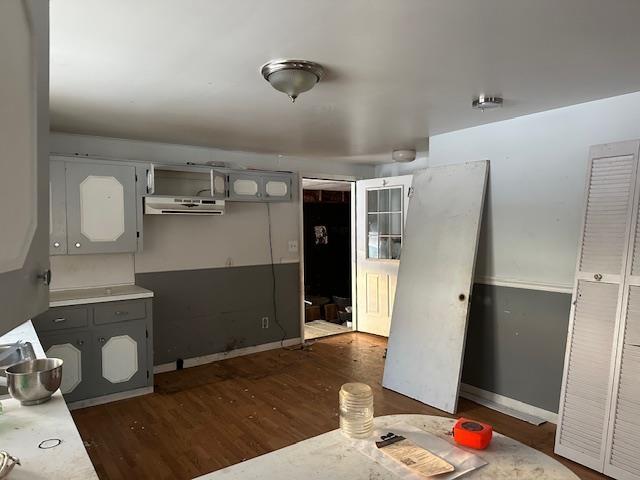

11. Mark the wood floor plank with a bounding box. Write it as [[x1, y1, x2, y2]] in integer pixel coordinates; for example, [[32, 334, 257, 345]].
[[71, 332, 608, 480]]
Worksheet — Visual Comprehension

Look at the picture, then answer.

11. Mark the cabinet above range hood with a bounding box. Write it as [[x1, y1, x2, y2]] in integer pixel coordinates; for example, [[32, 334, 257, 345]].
[[144, 164, 226, 216]]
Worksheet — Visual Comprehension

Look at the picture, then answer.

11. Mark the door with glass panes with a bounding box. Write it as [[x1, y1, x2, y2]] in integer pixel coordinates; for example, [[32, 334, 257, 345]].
[[355, 176, 413, 336]]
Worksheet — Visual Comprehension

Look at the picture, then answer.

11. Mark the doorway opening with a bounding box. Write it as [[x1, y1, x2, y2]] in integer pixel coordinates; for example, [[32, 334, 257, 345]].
[[301, 178, 355, 340]]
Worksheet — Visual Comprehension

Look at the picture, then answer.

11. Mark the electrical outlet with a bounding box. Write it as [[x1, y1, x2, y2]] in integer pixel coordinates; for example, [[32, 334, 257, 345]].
[[288, 240, 298, 253], [261, 316, 269, 329]]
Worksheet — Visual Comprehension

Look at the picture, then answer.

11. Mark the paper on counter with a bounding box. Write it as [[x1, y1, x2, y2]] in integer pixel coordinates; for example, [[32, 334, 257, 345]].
[[354, 421, 487, 479]]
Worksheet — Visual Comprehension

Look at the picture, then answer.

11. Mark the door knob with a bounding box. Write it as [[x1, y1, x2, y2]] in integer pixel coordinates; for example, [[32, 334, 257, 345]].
[[594, 273, 603, 281], [53, 242, 60, 248], [75, 242, 81, 248]]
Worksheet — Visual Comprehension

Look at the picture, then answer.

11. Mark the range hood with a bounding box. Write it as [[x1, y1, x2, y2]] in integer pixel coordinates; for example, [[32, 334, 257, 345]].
[[144, 196, 225, 215], [144, 164, 227, 215]]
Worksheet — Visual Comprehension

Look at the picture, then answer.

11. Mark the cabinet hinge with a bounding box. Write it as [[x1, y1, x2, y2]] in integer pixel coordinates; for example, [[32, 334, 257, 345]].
[[146, 370, 149, 379], [137, 231, 140, 238], [135, 174, 138, 182], [145, 329, 148, 338]]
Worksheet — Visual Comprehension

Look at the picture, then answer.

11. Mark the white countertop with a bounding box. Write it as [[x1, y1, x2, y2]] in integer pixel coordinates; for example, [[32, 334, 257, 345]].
[[0, 321, 98, 479], [196, 414, 579, 480], [50, 284, 154, 307]]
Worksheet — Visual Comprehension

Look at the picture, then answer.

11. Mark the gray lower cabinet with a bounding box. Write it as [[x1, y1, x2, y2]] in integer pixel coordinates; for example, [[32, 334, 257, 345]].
[[33, 298, 153, 404], [39, 330, 94, 402], [94, 319, 148, 396]]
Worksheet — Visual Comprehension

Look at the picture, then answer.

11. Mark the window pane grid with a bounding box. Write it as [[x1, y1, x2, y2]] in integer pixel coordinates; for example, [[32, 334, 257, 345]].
[[366, 186, 403, 260]]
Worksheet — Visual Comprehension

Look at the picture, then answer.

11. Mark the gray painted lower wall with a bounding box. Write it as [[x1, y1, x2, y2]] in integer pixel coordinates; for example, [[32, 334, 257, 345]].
[[462, 283, 571, 413], [136, 264, 568, 413], [135, 263, 300, 365]]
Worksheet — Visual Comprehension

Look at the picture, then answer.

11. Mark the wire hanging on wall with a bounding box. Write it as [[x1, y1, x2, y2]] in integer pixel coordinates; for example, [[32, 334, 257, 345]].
[[266, 203, 287, 347]]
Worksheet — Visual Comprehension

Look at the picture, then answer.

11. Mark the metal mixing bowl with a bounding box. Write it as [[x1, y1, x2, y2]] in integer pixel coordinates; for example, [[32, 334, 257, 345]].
[[3, 358, 63, 405]]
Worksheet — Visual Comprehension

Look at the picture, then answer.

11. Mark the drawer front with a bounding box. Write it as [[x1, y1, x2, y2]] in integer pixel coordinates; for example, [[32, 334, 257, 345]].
[[94, 300, 147, 325], [33, 306, 89, 332]]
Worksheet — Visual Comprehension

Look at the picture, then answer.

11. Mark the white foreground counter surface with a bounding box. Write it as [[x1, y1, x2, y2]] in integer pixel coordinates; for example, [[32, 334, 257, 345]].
[[195, 414, 579, 480], [0, 321, 98, 480], [50, 284, 153, 307]]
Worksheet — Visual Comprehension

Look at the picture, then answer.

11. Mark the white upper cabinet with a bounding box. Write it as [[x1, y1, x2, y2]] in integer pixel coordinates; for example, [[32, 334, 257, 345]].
[[0, 0, 50, 335], [263, 174, 292, 201], [228, 171, 293, 202], [65, 162, 138, 255], [50, 160, 68, 254], [147, 164, 228, 200]]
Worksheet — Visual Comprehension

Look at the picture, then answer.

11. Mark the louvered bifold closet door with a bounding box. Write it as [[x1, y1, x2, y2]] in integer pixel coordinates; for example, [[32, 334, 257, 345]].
[[604, 152, 640, 480], [556, 141, 640, 473]]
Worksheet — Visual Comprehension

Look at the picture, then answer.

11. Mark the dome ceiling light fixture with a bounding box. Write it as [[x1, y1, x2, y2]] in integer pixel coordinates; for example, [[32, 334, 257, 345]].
[[472, 94, 503, 111], [392, 149, 416, 163], [261, 59, 324, 103]]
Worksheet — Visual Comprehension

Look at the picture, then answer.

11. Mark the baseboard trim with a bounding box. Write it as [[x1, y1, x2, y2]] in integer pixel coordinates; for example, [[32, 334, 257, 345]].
[[460, 383, 558, 425], [154, 337, 303, 374], [67, 386, 153, 410]]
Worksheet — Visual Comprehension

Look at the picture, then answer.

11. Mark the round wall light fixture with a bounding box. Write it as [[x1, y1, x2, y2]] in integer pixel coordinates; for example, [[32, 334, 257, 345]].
[[261, 59, 324, 103]]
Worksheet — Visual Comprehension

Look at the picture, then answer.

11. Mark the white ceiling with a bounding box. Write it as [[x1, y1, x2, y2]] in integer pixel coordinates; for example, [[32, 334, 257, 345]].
[[50, 0, 640, 163]]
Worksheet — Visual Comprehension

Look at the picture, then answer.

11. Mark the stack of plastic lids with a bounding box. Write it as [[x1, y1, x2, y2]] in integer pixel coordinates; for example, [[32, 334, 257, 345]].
[[339, 382, 374, 439]]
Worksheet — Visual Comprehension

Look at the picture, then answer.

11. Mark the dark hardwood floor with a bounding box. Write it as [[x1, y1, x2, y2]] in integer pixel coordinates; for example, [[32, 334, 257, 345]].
[[72, 332, 608, 480]]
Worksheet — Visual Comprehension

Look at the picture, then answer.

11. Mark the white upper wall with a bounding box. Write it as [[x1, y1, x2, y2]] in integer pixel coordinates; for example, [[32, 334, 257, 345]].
[[50, 133, 375, 277], [50, 133, 375, 178], [377, 92, 640, 290]]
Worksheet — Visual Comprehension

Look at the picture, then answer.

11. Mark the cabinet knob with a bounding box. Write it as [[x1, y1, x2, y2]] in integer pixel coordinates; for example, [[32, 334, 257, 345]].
[[594, 273, 603, 281], [99, 337, 106, 344], [53, 317, 66, 323], [115, 311, 128, 316], [37, 269, 52, 286], [75, 242, 81, 248], [77, 339, 84, 346], [53, 242, 60, 248]]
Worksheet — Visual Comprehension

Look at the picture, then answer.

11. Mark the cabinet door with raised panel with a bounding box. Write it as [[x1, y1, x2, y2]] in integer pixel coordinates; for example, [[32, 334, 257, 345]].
[[95, 320, 147, 396], [65, 162, 138, 254], [40, 330, 94, 402], [0, 0, 50, 335], [263, 174, 292, 202], [50, 160, 67, 255], [212, 170, 228, 199], [228, 172, 263, 201]]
